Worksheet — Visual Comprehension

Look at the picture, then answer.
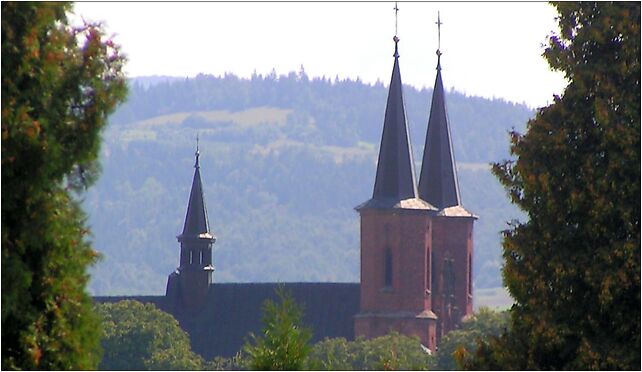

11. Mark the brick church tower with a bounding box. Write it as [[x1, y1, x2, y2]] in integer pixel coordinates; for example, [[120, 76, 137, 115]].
[[355, 15, 476, 350], [166, 144, 216, 313], [418, 40, 477, 342], [354, 37, 439, 351]]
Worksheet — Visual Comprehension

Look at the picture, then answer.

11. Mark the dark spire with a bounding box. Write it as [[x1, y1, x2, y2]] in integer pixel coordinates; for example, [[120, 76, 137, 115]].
[[178, 143, 211, 240], [371, 37, 419, 202], [418, 14, 461, 209], [357, 6, 434, 211]]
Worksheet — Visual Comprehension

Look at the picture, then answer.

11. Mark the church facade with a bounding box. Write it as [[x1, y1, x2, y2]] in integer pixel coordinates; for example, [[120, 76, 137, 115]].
[[97, 35, 476, 359]]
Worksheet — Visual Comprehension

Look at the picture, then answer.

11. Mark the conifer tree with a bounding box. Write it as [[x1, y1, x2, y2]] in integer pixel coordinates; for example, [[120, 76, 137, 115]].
[[464, 2, 640, 369], [1, 2, 126, 369], [243, 287, 312, 370]]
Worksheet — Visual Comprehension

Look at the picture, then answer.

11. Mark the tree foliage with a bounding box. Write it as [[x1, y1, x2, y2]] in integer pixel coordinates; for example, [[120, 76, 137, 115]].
[[1, 2, 126, 369], [465, 2, 640, 370], [96, 300, 203, 370], [307, 332, 434, 370], [436, 307, 508, 370], [242, 287, 312, 370]]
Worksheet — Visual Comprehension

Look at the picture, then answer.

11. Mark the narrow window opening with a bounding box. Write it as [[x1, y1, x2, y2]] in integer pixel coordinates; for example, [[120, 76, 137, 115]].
[[432, 251, 437, 292], [468, 253, 473, 295], [384, 248, 393, 288], [444, 258, 455, 296], [426, 247, 431, 292], [189, 250, 193, 265]]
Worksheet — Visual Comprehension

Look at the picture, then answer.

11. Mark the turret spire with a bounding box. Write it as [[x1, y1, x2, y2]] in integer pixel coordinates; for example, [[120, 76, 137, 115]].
[[418, 13, 461, 209], [179, 144, 211, 239]]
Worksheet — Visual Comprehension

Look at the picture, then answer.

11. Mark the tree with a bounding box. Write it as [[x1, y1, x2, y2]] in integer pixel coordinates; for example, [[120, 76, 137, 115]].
[[96, 300, 203, 370], [307, 332, 435, 370], [1, 2, 126, 369], [465, 2, 640, 370], [435, 307, 508, 370], [242, 287, 312, 370]]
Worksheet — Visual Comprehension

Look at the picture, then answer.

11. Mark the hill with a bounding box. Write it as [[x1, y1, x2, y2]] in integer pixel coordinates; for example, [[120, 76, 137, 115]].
[[84, 72, 531, 295]]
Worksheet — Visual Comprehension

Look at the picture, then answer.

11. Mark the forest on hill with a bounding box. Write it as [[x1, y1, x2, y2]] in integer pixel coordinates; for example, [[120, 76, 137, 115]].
[[85, 71, 533, 295]]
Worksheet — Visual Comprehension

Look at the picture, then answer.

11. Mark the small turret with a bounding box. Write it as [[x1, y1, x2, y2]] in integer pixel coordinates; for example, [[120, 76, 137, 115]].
[[166, 140, 216, 313]]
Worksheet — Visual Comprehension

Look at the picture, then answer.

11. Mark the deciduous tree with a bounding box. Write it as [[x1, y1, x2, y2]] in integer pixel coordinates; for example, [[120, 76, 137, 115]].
[[307, 332, 434, 370], [96, 300, 203, 370], [436, 307, 508, 370]]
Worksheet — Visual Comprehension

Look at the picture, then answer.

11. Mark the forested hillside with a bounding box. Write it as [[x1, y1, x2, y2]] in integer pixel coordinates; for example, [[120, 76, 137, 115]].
[[85, 72, 532, 295]]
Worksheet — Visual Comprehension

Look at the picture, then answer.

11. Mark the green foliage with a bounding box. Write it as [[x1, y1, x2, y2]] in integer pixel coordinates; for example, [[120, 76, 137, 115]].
[[1, 2, 126, 369], [436, 307, 509, 370], [96, 300, 203, 370], [307, 332, 434, 370], [466, 2, 640, 370], [203, 353, 247, 371], [243, 287, 312, 370]]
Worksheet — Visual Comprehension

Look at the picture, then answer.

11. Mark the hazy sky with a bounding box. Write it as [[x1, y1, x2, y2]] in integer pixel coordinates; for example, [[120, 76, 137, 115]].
[[71, 2, 568, 108]]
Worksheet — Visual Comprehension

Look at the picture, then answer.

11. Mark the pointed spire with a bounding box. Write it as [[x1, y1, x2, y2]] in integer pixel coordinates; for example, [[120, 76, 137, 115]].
[[418, 13, 461, 209], [371, 37, 418, 203], [178, 143, 212, 240]]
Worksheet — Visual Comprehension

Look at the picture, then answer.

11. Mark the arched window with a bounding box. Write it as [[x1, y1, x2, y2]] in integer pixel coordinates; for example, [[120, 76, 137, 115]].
[[384, 248, 393, 288]]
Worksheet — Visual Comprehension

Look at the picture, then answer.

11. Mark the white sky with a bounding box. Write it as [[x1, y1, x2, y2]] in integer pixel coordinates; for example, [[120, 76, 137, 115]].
[[71, 2, 568, 108]]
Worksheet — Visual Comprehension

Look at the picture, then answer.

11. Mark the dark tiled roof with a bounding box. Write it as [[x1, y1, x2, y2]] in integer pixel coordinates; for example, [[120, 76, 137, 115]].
[[95, 282, 360, 360], [178, 151, 213, 241], [418, 57, 462, 209], [367, 40, 419, 208]]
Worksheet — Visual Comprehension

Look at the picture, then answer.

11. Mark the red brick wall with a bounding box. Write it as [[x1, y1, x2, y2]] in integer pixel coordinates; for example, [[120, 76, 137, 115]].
[[357, 208, 437, 350], [430, 216, 474, 340], [359, 209, 432, 312]]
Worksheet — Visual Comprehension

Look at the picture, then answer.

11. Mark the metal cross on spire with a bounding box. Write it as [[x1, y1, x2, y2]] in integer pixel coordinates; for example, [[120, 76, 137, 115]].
[[394, 2, 399, 37], [436, 11, 443, 57], [195, 133, 200, 168], [392, 2, 400, 57]]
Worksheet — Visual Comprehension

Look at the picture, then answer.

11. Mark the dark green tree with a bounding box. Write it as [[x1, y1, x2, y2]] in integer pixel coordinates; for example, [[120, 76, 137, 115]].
[[307, 332, 434, 370], [1, 2, 126, 369], [243, 287, 312, 370], [436, 307, 508, 370], [96, 300, 203, 370], [465, 2, 640, 370]]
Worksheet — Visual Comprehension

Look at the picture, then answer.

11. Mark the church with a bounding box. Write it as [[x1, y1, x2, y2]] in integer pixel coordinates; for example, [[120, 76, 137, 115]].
[[97, 25, 476, 360]]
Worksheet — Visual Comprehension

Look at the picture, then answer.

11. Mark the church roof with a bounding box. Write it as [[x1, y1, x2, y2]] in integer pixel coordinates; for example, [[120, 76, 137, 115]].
[[359, 39, 435, 212], [417, 55, 462, 210], [96, 282, 360, 359], [178, 148, 214, 241]]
